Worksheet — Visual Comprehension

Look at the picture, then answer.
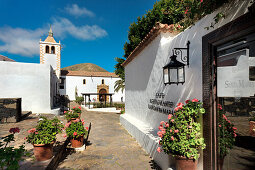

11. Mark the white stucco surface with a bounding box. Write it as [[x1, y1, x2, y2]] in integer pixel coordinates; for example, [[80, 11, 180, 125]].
[[121, 1, 252, 169], [59, 75, 125, 102], [0, 61, 53, 113]]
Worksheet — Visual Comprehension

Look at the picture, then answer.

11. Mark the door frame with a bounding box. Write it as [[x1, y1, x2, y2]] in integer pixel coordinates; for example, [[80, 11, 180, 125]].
[[202, 4, 255, 170]]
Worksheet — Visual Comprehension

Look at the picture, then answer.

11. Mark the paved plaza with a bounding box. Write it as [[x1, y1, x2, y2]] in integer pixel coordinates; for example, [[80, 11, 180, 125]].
[[0, 103, 159, 170]]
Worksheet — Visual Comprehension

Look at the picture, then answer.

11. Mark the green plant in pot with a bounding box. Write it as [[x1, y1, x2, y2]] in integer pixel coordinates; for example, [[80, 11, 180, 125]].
[[157, 99, 206, 170], [65, 107, 81, 122], [0, 127, 29, 170], [65, 119, 88, 148], [26, 117, 63, 161], [218, 104, 237, 169]]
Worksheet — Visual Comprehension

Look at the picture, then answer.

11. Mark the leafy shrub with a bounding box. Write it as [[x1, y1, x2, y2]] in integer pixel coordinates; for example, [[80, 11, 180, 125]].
[[65, 120, 88, 139], [0, 127, 28, 170], [65, 107, 81, 121], [218, 104, 237, 158], [157, 99, 206, 160], [75, 96, 84, 105], [26, 117, 63, 144]]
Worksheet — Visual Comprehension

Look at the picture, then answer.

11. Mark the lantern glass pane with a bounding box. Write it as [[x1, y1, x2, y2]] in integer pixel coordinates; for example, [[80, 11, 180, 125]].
[[178, 67, 184, 83], [164, 68, 169, 84], [170, 68, 177, 83]]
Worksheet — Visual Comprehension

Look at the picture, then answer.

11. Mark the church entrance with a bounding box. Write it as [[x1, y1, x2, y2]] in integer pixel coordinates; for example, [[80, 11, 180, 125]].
[[99, 89, 107, 102]]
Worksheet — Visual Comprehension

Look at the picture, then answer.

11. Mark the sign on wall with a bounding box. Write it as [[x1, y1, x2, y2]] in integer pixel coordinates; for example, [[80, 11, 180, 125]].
[[148, 93, 175, 115]]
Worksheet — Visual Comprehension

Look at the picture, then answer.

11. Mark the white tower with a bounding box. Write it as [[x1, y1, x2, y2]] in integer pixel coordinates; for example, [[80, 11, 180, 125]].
[[40, 26, 61, 77]]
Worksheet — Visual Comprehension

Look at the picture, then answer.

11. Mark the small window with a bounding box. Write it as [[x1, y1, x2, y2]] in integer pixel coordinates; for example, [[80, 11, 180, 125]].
[[249, 66, 255, 81], [102, 79, 104, 84], [60, 78, 65, 89], [83, 79, 86, 84], [46, 46, 49, 53], [51, 46, 55, 54]]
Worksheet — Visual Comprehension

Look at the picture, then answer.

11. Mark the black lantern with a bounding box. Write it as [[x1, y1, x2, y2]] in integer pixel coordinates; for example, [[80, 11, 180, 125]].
[[163, 41, 190, 85], [163, 55, 185, 85]]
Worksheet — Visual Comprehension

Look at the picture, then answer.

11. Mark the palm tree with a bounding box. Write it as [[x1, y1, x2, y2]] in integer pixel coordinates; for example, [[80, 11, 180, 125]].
[[114, 79, 125, 93]]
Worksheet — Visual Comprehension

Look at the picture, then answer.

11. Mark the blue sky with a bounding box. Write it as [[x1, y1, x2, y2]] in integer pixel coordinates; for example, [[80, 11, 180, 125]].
[[0, 0, 157, 72]]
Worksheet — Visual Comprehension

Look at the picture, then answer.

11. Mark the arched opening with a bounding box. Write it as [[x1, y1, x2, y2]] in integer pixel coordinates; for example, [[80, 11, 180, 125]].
[[45, 46, 49, 53], [51, 46, 55, 54], [99, 88, 107, 102], [102, 79, 105, 84]]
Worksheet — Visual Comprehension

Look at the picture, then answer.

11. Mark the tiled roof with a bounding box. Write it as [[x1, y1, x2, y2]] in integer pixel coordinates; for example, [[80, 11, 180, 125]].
[[0, 55, 15, 62], [122, 22, 178, 67], [61, 70, 119, 78], [44, 36, 56, 43]]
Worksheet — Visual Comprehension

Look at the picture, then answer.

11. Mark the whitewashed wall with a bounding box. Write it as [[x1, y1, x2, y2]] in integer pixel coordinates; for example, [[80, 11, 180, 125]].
[[121, 1, 251, 169], [0, 62, 53, 113], [59, 75, 125, 102]]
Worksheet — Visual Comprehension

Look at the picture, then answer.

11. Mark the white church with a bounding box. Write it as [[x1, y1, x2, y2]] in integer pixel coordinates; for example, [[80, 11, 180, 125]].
[[0, 27, 124, 114]]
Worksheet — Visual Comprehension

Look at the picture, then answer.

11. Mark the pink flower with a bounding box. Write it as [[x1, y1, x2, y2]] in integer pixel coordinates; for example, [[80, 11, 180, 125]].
[[185, 100, 190, 104], [201, 0, 203, 2], [233, 127, 237, 130], [157, 131, 163, 138], [174, 129, 179, 133], [64, 111, 66, 114], [65, 122, 71, 128], [171, 136, 174, 141], [85, 127, 89, 131], [192, 98, 199, 102], [24, 137, 27, 140], [185, 9, 188, 14], [188, 126, 192, 129], [158, 125, 163, 130], [171, 119, 174, 123], [219, 124, 221, 127], [35, 132, 38, 134], [73, 132, 78, 136], [234, 133, 237, 137], [28, 128, 36, 133], [78, 106, 81, 109], [177, 102, 184, 108], [160, 121, 165, 125], [168, 114, 172, 119], [73, 107, 76, 109], [63, 134, 67, 138], [161, 130, 166, 135], [165, 123, 169, 128], [174, 107, 180, 111], [170, 129, 172, 133], [157, 147, 161, 153], [218, 104, 222, 110]]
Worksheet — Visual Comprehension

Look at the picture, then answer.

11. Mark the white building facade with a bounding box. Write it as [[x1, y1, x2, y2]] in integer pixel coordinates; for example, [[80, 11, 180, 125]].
[[59, 71, 125, 103], [120, 1, 254, 170]]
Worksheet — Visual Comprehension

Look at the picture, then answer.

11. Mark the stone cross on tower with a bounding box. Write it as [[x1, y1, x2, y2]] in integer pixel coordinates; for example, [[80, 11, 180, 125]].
[[39, 25, 61, 78]]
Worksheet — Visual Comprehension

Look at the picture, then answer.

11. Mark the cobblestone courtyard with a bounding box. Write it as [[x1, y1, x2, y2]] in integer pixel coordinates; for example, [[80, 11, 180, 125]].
[[0, 103, 158, 170]]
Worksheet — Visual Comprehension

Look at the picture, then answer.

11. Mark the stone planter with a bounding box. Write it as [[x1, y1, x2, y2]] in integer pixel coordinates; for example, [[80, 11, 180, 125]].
[[249, 121, 255, 137], [175, 156, 197, 170], [33, 143, 53, 161], [70, 136, 84, 148]]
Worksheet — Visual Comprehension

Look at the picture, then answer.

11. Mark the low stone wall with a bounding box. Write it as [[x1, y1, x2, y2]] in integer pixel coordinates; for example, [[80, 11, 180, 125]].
[[0, 98, 21, 123]]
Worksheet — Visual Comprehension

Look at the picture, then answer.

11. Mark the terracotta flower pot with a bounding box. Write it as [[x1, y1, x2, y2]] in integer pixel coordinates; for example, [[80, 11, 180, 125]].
[[33, 143, 53, 161], [249, 121, 255, 137], [70, 136, 84, 148], [175, 156, 197, 170]]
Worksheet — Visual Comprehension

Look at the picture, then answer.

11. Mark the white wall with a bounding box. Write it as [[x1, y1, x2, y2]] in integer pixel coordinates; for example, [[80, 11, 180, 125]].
[[121, 1, 252, 169], [0, 61, 53, 113], [59, 75, 125, 102]]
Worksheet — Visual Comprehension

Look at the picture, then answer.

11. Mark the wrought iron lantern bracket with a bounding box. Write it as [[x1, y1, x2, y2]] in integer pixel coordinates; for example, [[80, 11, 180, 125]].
[[172, 41, 190, 67]]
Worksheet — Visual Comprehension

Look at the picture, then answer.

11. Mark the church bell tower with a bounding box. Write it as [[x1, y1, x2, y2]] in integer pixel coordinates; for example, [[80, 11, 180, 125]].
[[40, 26, 61, 77]]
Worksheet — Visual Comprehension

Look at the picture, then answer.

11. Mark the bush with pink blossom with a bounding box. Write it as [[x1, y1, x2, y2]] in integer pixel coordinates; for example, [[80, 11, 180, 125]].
[[65, 119, 88, 139], [157, 99, 206, 160], [218, 104, 237, 158]]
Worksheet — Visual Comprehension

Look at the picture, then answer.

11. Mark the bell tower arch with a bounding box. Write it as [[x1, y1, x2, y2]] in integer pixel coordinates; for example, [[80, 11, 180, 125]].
[[40, 26, 61, 77]]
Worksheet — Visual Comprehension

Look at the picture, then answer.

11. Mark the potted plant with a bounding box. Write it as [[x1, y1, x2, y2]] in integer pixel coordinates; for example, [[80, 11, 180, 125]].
[[65, 107, 81, 122], [157, 99, 206, 170], [249, 113, 255, 137], [0, 127, 28, 170], [65, 119, 88, 148], [26, 117, 63, 161], [218, 104, 237, 170]]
